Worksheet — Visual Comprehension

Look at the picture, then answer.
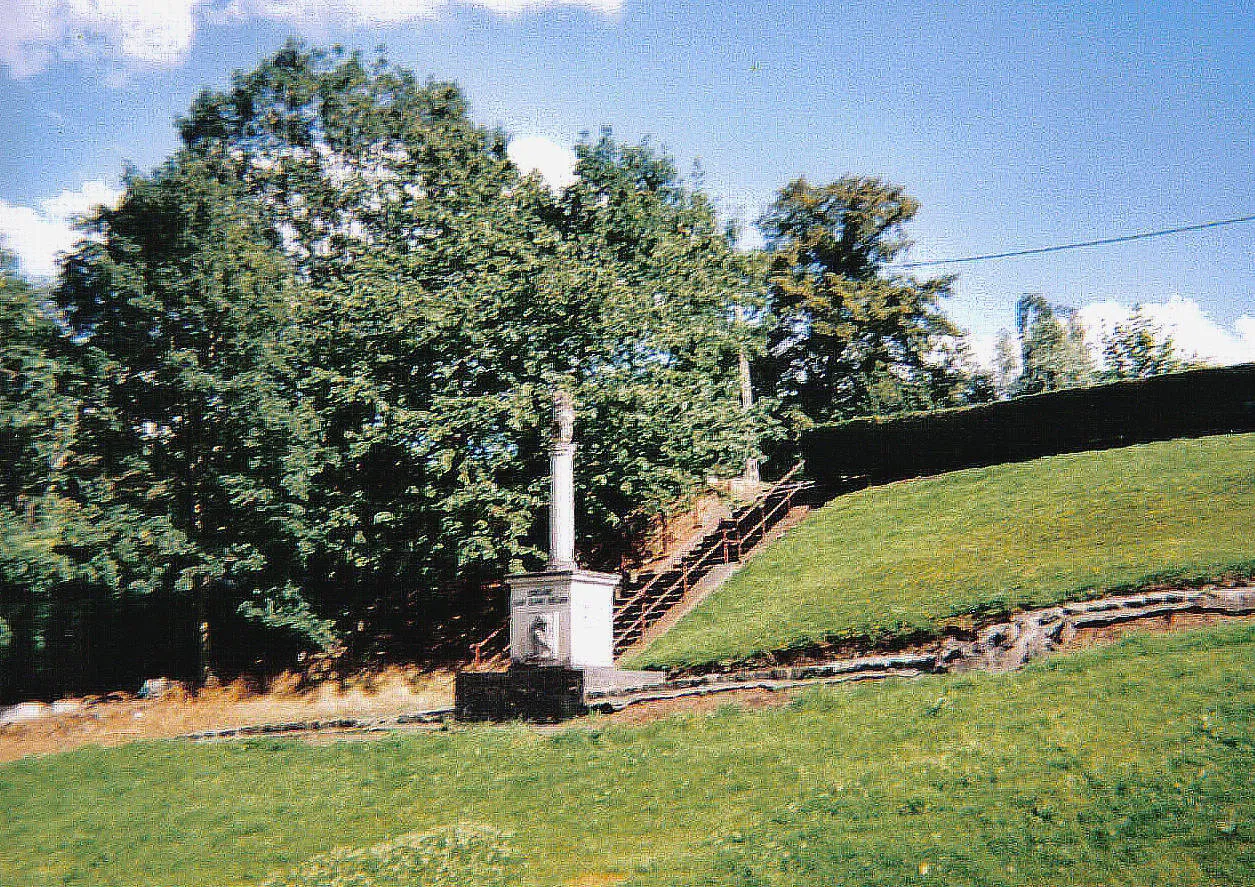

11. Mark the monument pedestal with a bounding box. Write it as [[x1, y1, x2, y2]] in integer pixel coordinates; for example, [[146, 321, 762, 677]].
[[455, 567, 666, 722], [454, 665, 667, 722], [507, 568, 618, 668], [455, 665, 587, 722]]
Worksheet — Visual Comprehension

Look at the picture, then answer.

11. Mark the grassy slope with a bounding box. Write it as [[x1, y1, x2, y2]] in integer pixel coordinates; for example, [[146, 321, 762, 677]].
[[2, 624, 1254, 886], [631, 433, 1255, 669]]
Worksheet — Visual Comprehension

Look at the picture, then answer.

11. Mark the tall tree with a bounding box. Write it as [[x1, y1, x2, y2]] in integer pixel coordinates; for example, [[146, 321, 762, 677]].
[[168, 46, 763, 655], [1100, 308, 1192, 379], [0, 248, 174, 698], [0, 249, 69, 696], [1013, 294, 1093, 394], [175, 43, 547, 648], [547, 133, 767, 542], [993, 330, 1021, 397], [55, 153, 332, 675], [757, 176, 969, 426]]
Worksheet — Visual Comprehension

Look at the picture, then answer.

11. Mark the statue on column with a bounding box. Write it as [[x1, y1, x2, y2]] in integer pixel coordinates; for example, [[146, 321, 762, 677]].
[[552, 389, 575, 448]]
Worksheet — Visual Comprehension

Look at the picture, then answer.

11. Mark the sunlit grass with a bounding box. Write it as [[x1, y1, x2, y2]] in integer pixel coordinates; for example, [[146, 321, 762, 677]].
[[630, 433, 1255, 669], [2, 624, 1254, 886]]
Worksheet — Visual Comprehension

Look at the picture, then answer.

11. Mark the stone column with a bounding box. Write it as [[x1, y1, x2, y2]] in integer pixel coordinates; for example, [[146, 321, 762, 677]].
[[738, 348, 760, 484], [548, 390, 577, 571]]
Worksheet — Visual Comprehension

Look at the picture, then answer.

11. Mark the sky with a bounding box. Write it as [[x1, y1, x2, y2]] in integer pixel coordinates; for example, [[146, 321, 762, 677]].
[[2, 0, 1254, 365]]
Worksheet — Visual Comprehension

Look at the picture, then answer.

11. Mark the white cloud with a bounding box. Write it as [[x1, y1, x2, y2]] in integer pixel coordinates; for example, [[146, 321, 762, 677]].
[[507, 135, 577, 192], [0, 0, 621, 78], [225, 0, 621, 24], [0, 180, 122, 278], [0, 0, 199, 77], [1076, 296, 1255, 367], [965, 331, 999, 371]]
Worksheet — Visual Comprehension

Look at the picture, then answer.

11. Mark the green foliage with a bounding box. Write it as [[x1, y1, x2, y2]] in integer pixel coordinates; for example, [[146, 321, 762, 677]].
[[631, 434, 1255, 668], [1100, 307, 1194, 379], [3, 42, 767, 686], [175, 45, 763, 650], [3, 624, 1255, 885], [1008, 293, 1094, 395], [993, 328, 1020, 392], [0, 248, 102, 696], [548, 134, 769, 540], [0, 249, 65, 584], [57, 152, 329, 642], [799, 362, 1255, 485], [757, 177, 981, 426], [998, 297, 1202, 396]]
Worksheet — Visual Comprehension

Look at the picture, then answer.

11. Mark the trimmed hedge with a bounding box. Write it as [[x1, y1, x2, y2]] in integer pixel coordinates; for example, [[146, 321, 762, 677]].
[[801, 363, 1255, 486]]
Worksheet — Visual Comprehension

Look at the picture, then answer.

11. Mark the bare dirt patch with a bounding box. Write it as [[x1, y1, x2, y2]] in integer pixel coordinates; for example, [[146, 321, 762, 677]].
[[0, 667, 454, 763], [1062, 609, 1255, 649]]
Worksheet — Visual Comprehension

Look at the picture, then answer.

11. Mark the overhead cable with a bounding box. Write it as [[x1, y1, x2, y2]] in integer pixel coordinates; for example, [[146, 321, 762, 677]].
[[893, 213, 1255, 269]]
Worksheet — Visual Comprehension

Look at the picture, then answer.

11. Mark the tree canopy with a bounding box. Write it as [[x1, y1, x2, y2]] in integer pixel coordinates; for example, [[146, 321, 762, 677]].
[[993, 295, 1196, 398], [2, 43, 992, 696], [1099, 308, 1195, 380], [757, 176, 983, 427], [2, 43, 768, 691]]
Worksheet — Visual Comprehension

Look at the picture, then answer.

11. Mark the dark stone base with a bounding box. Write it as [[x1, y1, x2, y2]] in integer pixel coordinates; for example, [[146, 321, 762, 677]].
[[455, 665, 586, 722]]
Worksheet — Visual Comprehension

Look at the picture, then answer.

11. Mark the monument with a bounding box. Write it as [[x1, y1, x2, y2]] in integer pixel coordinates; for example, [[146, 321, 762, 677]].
[[455, 391, 664, 721], [505, 391, 618, 669]]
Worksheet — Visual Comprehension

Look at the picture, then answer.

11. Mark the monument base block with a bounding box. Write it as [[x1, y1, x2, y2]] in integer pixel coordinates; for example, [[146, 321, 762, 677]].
[[455, 665, 666, 722]]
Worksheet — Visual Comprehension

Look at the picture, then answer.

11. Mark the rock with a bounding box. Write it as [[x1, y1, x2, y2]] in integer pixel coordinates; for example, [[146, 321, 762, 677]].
[[979, 623, 1016, 648], [1, 702, 51, 724], [137, 677, 185, 700], [1200, 587, 1255, 614], [1035, 608, 1063, 626], [49, 699, 82, 716]]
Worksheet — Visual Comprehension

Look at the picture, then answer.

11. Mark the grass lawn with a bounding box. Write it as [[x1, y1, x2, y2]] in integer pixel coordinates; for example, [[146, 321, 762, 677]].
[[2, 624, 1254, 886], [629, 433, 1255, 669]]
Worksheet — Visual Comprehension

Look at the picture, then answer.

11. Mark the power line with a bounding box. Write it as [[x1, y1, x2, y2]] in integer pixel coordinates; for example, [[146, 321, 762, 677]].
[[892, 213, 1255, 269]]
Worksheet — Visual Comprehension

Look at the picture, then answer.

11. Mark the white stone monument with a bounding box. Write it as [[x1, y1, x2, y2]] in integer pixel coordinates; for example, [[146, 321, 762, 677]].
[[507, 391, 619, 668], [456, 389, 665, 720]]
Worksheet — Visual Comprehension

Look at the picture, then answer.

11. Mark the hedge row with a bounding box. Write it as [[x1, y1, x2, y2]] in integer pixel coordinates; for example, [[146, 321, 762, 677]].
[[800, 363, 1255, 486]]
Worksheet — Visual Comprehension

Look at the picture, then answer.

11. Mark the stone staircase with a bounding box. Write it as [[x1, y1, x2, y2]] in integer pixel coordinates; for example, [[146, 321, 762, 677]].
[[468, 464, 814, 668]]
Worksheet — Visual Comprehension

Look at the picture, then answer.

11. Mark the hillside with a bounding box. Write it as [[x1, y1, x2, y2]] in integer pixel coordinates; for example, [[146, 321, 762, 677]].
[[630, 433, 1255, 669], [2, 624, 1253, 885]]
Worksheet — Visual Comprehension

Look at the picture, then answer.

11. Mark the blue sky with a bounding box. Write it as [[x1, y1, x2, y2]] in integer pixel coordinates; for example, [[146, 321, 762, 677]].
[[2, 0, 1254, 361]]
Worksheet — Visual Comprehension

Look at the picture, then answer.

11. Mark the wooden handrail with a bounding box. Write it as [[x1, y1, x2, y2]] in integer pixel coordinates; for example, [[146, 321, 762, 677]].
[[615, 463, 806, 620], [620, 528, 727, 642], [613, 567, 670, 619], [615, 465, 808, 647], [614, 466, 810, 651], [470, 625, 507, 669], [731, 484, 797, 547]]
